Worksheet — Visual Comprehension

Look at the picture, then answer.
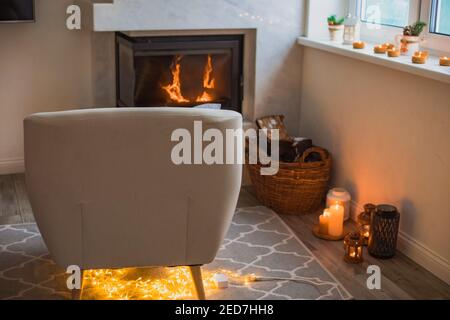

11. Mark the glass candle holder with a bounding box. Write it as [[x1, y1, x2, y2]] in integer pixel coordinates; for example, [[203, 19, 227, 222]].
[[359, 224, 370, 246], [357, 203, 375, 245], [344, 232, 364, 264]]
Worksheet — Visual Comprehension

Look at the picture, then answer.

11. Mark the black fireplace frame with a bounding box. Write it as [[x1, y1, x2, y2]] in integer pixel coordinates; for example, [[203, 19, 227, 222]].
[[115, 32, 244, 112]]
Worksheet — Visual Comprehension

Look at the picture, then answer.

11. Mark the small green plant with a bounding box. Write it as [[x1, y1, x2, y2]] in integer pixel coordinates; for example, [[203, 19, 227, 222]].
[[327, 15, 345, 26], [403, 21, 427, 36]]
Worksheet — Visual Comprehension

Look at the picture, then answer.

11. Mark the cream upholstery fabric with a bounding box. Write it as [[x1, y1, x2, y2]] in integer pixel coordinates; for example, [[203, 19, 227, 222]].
[[24, 108, 242, 270]]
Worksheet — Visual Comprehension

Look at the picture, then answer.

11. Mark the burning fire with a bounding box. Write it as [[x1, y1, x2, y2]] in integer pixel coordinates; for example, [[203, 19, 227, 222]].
[[161, 55, 216, 104], [196, 55, 216, 102], [161, 55, 189, 103]]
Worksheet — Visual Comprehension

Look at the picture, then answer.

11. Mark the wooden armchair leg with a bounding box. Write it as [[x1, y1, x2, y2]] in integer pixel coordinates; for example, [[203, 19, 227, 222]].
[[189, 266, 206, 300], [71, 270, 84, 300]]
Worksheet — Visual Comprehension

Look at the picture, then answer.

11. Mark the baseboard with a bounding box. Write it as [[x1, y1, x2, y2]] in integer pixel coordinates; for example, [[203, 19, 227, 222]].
[[0, 158, 25, 175], [350, 201, 450, 285]]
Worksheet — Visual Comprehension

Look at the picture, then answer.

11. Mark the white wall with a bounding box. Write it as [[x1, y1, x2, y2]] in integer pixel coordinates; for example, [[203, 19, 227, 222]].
[[300, 47, 450, 283], [305, 0, 348, 38], [0, 0, 307, 173], [0, 0, 93, 174]]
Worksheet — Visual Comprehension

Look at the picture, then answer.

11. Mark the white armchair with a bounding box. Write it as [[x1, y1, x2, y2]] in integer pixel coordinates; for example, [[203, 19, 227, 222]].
[[24, 107, 242, 299]]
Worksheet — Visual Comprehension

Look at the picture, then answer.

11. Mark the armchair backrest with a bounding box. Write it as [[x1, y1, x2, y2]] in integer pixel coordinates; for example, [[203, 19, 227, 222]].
[[24, 108, 242, 270]]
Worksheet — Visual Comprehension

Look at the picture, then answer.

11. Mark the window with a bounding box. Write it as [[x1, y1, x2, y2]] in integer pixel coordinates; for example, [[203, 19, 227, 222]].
[[429, 0, 450, 36], [361, 0, 410, 28], [349, 0, 450, 52]]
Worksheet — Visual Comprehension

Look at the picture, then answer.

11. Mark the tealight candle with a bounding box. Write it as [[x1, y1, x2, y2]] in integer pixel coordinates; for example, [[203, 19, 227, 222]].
[[440, 56, 450, 66], [353, 41, 365, 49], [414, 51, 429, 59], [384, 43, 395, 50], [412, 53, 426, 64], [374, 44, 387, 54], [387, 48, 401, 57]]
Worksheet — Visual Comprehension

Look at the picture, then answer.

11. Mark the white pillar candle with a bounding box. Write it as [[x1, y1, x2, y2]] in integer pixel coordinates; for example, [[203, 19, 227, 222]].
[[328, 203, 344, 237], [327, 188, 351, 221]]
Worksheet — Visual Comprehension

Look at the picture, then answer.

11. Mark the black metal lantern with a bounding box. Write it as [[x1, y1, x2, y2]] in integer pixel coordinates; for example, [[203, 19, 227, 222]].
[[368, 204, 400, 259]]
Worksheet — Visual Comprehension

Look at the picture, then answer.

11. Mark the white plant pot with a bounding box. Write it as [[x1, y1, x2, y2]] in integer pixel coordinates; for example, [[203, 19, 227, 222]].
[[328, 25, 344, 43]]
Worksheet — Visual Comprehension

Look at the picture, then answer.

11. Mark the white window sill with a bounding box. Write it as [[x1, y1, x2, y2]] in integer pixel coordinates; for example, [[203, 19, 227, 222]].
[[297, 37, 450, 85]]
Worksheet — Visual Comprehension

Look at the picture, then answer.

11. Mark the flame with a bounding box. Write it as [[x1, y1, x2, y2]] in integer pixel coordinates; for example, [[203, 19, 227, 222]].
[[196, 91, 214, 103], [161, 55, 189, 103], [202, 55, 216, 89], [196, 55, 215, 103], [161, 54, 217, 104], [81, 267, 255, 300]]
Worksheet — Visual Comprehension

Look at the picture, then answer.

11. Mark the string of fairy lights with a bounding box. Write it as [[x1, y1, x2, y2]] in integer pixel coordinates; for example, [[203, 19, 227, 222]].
[[80, 267, 323, 300]]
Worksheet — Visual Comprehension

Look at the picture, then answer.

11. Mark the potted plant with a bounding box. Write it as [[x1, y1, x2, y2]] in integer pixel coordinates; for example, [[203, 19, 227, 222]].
[[395, 21, 427, 55], [327, 15, 345, 43]]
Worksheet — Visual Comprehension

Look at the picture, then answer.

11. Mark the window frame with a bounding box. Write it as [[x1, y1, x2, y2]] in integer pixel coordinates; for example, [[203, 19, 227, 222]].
[[349, 0, 450, 54], [420, 0, 450, 53]]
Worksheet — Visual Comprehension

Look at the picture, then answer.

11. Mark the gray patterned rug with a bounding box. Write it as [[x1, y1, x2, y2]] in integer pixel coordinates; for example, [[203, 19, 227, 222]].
[[0, 206, 352, 300]]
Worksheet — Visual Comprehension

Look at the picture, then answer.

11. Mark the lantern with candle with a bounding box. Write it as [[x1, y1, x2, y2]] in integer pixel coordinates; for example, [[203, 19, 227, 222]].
[[344, 232, 364, 264], [358, 203, 375, 246], [343, 14, 360, 45]]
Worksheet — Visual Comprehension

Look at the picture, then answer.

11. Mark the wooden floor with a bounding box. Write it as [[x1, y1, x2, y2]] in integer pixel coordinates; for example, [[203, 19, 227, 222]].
[[1, 174, 449, 299], [0, 174, 34, 225], [239, 187, 450, 300]]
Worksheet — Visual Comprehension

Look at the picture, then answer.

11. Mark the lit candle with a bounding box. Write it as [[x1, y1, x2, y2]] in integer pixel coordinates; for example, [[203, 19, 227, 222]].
[[387, 47, 401, 57], [353, 41, 365, 49], [384, 43, 395, 50], [414, 51, 429, 59], [360, 224, 370, 246], [374, 44, 387, 54], [349, 248, 356, 258], [412, 53, 426, 64], [328, 203, 344, 237], [440, 56, 450, 66], [319, 209, 330, 235]]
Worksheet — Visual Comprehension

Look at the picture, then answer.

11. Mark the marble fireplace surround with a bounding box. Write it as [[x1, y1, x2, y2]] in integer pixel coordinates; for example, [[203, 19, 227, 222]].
[[81, 0, 305, 133]]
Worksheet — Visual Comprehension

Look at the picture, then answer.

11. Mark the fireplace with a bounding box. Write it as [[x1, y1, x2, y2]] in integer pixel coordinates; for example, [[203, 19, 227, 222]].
[[116, 33, 244, 112]]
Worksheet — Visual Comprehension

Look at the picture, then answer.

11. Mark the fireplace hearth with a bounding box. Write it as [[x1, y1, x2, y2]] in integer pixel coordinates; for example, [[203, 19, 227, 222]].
[[116, 33, 244, 112]]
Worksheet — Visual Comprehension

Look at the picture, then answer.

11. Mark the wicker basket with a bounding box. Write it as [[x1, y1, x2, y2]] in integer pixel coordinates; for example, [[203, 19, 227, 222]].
[[247, 147, 332, 215]]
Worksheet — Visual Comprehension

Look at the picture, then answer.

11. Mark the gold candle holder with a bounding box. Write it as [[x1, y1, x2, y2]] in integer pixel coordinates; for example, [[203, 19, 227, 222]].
[[387, 48, 401, 57], [374, 45, 387, 54], [412, 54, 426, 64], [353, 41, 365, 49], [440, 56, 450, 66]]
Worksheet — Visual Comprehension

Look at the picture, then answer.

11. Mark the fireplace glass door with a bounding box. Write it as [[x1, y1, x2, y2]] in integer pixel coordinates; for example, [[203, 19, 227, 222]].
[[116, 34, 243, 112]]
